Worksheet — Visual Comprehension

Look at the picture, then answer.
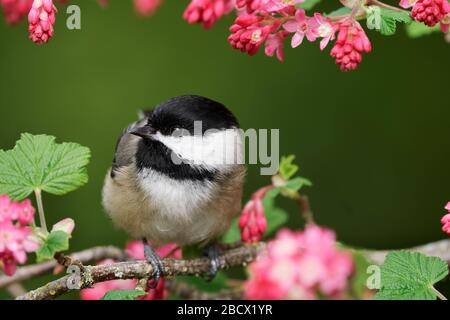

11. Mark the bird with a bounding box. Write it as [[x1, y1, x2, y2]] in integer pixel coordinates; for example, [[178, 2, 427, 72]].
[[102, 95, 246, 286]]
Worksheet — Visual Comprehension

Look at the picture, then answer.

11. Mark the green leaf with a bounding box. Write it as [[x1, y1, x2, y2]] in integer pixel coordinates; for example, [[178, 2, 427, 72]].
[[176, 272, 229, 293], [101, 290, 146, 300], [265, 207, 288, 237], [221, 218, 240, 243], [0, 133, 91, 200], [326, 7, 351, 17], [36, 230, 70, 262], [406, 21, 441, 38], [367, 7, 412, 36], [375, 251, 449, 300], [349, 250, 373, 299], [297, 0, 321, 10], [262, 187, 288, 237], [283, 177, 313, 192], [279, 155, 299, 180]]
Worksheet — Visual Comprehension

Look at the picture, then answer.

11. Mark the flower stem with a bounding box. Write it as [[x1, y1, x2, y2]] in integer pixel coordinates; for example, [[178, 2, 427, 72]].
[[368, 0, 404, 12], [34, 189, 47, 233], [431, 285, 448, 300]]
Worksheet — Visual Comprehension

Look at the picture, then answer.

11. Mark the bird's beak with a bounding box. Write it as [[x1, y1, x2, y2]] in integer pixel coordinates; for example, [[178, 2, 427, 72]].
[[129, 125, 156, 139]]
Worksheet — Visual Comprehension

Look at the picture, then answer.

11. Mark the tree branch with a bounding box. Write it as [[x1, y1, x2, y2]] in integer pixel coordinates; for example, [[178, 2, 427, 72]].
[[4, 238, 450, 300], [0, 246, 125, 289], [15, 243, 265, 300]]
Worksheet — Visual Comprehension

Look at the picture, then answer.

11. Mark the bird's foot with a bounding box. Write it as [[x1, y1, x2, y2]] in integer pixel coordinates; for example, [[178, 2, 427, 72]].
[[203, 244, 220, 281], [143, 239, 165, 289]]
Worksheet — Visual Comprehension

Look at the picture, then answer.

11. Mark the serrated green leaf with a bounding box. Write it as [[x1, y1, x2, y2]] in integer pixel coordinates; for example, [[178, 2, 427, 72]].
[[36, 230, 70, 262], [279, 155, 299, 180], [101, 289, 146, 300], [326, 7, 351, 17], [368, 7, 412, 36], [283, 177, 313, 192], [406, 21, 441, 38], [0, 133, 91, 200], [297, 0, 321, 10], [375, 251, 449, 300], [380, 8, 411, 23]]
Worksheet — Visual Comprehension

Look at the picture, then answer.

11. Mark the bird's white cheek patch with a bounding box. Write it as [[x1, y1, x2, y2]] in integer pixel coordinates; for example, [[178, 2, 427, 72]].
[[153, 129, 243, 169]]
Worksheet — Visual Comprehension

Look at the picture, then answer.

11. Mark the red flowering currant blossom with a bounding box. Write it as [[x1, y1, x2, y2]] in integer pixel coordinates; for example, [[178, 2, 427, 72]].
[[330, 20, 372, 72], [441, 12, 450, 31], [265, 30, 288, 61], [239, 186, 272, 243], [411, 0, 450, 27], [0, 195, 39, 276], [228, 15, 275, 56], [134, 0, 163, 17], [283, 9, 317, 48], [0, 0, 33, 25], [183, 0, 234, 29], [263, 0, 303, 13], [400, 0, 417, 8], [235, 0, 263, 14], [244, 226, 354, 300], [28, 0, 57, 44], [313, 13, 337, 51], [441, 202, 450, 235]]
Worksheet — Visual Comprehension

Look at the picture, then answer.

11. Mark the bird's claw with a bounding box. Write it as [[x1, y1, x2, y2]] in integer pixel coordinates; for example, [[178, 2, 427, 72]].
[[204, 244, 220, 281], [143, 240, 165, 289]]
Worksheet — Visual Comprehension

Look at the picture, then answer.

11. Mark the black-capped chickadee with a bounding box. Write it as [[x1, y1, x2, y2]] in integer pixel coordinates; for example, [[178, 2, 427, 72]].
[[102, 95, 245, 285]]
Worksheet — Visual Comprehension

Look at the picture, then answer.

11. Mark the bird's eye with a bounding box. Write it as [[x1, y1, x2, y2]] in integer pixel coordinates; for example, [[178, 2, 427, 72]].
[[172, 127, 189, 137]]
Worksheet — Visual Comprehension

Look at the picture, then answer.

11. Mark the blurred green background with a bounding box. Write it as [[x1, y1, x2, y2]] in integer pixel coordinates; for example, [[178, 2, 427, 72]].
[[1, 0, 449, 297]]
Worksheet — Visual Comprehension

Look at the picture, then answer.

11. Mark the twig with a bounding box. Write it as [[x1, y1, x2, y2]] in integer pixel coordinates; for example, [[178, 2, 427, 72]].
[[295, 194, 315, 225], [368, 0, 404, 12], [5, 283, 27, 298], [15, 243, 265, 300], [0, 246, 125, 289], [364, 239, 450, 264]]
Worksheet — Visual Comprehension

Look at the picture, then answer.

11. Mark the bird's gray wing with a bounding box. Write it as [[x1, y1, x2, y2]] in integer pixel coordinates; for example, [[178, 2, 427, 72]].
[[111, 109, 154, 178]]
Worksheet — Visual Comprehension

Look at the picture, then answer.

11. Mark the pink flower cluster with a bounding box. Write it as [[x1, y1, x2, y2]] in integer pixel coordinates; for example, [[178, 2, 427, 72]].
[[227, 7, 347, 66], [411, 0, 450, 27], [401, 0, 450, 31], [80, 241, 181, 300], [330, 21, 372, 72], [0, 195, 39, 276], [239, 186, 271, 243], [183, 0, 234, 29], [0, 0, 32, 25], [244, 225, 353, 300], [441, 202, 450, 235], [28, 0, 57, 44]]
